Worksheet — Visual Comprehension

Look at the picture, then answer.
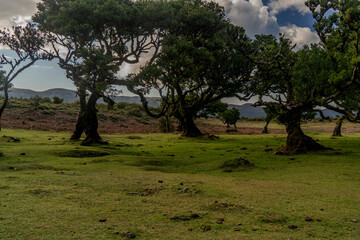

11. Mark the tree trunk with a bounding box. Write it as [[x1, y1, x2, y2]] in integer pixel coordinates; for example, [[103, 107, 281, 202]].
[[278, 120, 326, 154], [262, 121, 269, 134], [332, 115, 345, 137], [70, 88, 86, 140], [0, 84, 9, 131], [81, 93, 105, 146], [181, 113, 202, 137]]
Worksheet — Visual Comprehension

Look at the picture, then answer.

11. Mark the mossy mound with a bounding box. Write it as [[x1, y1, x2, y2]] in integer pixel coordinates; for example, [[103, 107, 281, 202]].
[[219, 157, 254, 170]]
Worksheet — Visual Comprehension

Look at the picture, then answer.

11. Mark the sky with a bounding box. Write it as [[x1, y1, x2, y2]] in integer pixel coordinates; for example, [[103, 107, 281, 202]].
[[0, 0, 319, 99]]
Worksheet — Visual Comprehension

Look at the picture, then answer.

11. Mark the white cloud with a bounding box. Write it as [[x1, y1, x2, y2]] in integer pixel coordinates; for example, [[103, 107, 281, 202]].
[[218, 0, 279, 37], [0, 0, 39, 27], [31, 65, 54, 69], [280, 24, 320, 47], [268, 0, 309, 15]]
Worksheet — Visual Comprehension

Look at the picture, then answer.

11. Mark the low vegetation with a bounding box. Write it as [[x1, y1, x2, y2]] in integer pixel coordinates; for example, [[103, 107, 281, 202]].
[[0, 128, 359, 239]]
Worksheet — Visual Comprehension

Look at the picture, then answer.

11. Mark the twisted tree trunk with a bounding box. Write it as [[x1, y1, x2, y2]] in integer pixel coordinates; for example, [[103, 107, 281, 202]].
[[81, 93, 104, 146], [279, 117, 325, 154], [262, 121, 270, 134], [70, 88, 87, 140], [332, 115, 345, 137], [0, 84, 9, 131], [181, 112, 202, 137]]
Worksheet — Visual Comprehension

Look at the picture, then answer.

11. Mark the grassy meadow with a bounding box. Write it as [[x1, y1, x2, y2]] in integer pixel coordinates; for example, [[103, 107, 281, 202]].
[[0, 128, 359, 239]]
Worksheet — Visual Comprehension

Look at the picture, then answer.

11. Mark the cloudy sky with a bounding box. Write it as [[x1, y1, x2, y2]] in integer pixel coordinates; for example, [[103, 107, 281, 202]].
[[0, 0, 319, 94]]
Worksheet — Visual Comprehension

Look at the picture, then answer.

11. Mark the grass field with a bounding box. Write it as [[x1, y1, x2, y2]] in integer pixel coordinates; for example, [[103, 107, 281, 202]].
[[0, 128, 359, 239]]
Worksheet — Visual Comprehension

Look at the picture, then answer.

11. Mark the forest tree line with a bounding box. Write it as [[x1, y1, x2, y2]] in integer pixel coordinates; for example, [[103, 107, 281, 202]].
[[0, 0, 359, 154]]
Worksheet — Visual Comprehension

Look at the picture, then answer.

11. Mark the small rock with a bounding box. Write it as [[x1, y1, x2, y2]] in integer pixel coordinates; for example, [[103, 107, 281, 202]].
[[252, 228, 257, 231], [288, 225, 298, 229], [351, 219, 358, 223], [316, 219, 322, 222], [289, 157, 295, 160], [20, 153, 26, 156], [305, 217, 313, 222], [190, 156, 194, 158], [190, 213, 200, 219], [182, 187, 189, 193], [158, 180, 163, 183], [126, 233, 136, 239], [274, 151, 287, 155], [200, 226, 211, 232], [188, 228, 193, 231], [48, 138, 52, 140], [8, 166, 14, 170], [179, 215, 190, 221], [217, 218, 224, 224], [234, 228, 240, 231], [241, 147, 247, 150], [170, 216, 179, 220], [99, 219, 107, 222], [127, 192, 140, 195], [320, 208, 324, 211], [114, 231, 119, 235], [180, 183, 183, 185]]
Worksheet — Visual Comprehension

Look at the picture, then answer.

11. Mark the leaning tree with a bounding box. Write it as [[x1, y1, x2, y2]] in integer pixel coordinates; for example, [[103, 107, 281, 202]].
[[0, 24, 52, 131], [34, 0, 166, 145], [251, 35, 336, 154], [128, 0, 253, 137]]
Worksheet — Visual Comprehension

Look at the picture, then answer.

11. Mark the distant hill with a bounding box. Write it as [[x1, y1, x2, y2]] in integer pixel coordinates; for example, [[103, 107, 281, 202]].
[[2, 88, 340, 118], [228, 103, 340, 118], [229, 103, 265, 118], [4, 88, 161, 107]]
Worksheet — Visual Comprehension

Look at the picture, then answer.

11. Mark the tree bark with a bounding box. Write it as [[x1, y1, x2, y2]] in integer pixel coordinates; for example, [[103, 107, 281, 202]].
[[262, 121, 269, 134], [278, 120, 326, 154], [81, 93, 105, 146], [332, 115, 345, 137], [70, 88, 87, 140], [0, 84, 9, 131], [181, 113, 202, 137]]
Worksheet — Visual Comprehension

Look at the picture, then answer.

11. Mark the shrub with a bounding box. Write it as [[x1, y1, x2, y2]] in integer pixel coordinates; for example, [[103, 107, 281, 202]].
[[41, 97, 52, 103], [53, 96, 64, 104], [31, 95, 42, 108], [158, 116, 174, 133]]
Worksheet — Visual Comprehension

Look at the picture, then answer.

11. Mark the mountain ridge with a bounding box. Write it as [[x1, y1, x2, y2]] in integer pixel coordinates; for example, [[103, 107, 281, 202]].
[[2, 88, 340, 118]]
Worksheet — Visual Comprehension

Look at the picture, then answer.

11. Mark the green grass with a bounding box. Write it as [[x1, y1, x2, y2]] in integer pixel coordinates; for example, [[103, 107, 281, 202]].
[[0, 129, 359, 239]]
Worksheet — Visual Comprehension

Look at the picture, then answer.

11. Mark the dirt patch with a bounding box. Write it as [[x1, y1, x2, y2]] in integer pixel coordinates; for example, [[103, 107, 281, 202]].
[[203, 202, 248, 212], [0, 164, 57, 171], [58, 150, 110, 158]]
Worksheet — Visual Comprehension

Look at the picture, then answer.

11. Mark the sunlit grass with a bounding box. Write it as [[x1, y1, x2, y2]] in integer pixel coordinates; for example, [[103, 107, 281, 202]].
[[0, 128, 359, 239]]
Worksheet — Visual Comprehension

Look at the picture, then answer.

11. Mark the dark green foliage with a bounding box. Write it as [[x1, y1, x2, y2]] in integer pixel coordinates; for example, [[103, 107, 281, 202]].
[[219, 108, 240, 129], [40, 97, 52, 103], [31, 95, 42, 109], [52, 96, 64, 104], [131, 0, 253, 137], [158, 116, 174, 133], [305, 0, 360, 122], [197, 101, 228, 119]]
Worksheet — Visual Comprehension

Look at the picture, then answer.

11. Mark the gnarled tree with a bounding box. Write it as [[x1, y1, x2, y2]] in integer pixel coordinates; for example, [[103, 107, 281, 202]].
[[129, 0, 253, 137], [252, 35, 332, 154], [305, 0, 360, 130], [34, 0, 165, 145], [0, 24, 52, 131]]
